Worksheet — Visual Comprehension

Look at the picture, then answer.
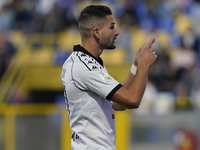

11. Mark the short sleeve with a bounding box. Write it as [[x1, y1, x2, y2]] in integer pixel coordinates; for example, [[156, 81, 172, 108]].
[[72, 63, 122, 100]]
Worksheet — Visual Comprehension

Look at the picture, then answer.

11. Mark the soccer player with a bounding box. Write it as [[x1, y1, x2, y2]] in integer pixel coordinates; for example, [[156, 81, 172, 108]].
[[61, 5, 157, 150]]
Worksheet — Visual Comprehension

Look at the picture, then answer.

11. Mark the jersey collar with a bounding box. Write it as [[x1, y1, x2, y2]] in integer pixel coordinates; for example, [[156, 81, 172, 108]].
[[73, 45, 104, 67]]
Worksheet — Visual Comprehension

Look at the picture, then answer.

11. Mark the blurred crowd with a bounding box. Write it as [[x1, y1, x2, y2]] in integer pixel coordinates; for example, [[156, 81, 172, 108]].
[[0, 0, 200, 112]]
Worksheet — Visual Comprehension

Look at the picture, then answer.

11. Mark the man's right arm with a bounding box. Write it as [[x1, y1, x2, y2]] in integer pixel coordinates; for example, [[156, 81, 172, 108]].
[[111, 37, 157, 109]]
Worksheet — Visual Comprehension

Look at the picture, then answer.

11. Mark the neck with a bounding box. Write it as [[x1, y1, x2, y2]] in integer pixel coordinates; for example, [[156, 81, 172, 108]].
[[81, 38, 103, 59]]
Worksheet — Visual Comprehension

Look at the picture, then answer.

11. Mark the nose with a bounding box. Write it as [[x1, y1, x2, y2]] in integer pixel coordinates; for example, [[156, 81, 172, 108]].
[[115, 28, 119, 36]]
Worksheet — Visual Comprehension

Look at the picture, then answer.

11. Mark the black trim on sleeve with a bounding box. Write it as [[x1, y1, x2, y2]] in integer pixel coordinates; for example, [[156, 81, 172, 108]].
[[106, 84, 123, 100]]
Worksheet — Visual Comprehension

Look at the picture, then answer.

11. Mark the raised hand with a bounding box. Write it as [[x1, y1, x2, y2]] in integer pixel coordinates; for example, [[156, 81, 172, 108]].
[[133, 45, 144, 67], [138, 37, 157, 68]]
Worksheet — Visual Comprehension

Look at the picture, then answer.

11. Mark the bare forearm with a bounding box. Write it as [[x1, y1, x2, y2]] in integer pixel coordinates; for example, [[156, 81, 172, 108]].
[[111, 66, 149, 109], [127, 66, 149, 107], [122, 71, 135, 88], [113, 71, 135, 111]]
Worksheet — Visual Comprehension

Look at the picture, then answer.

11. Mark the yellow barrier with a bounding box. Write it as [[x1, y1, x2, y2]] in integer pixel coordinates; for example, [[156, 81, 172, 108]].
[[0, 104, 130, 150], [115, 110, 131, 150], [0, 104, 71, 150]]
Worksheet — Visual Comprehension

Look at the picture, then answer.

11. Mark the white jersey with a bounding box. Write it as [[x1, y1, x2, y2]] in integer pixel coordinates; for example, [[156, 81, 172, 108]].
[[61, 45, 122, 150]]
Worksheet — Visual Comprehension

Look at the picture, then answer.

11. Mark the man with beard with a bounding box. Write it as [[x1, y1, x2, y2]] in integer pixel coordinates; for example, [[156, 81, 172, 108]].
[[61, 5, 157, 150]]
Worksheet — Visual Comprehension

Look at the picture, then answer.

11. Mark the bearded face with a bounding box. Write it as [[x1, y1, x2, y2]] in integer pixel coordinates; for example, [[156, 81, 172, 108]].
[[91, 15, 119, 50], [100, 33, 116, 50]]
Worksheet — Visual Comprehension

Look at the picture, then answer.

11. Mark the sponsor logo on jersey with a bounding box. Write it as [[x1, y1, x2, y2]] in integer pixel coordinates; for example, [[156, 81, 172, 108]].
[[98, 71, 112, 83]]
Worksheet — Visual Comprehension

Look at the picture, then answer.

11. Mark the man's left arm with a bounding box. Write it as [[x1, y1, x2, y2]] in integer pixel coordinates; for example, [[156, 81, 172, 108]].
[[112, 72, 134, 111], [112, 46, 143, 111]]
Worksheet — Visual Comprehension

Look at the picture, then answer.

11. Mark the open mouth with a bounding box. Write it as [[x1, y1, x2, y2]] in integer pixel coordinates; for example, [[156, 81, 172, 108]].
[[113, 38, 116, 43]]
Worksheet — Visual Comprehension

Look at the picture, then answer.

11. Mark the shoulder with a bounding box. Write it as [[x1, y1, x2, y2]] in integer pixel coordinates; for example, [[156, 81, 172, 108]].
[[73, 51, 103, 71]]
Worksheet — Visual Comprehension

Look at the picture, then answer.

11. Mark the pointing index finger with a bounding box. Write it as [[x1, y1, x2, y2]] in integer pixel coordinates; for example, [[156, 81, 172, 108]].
[[145, 37, 156, 49]]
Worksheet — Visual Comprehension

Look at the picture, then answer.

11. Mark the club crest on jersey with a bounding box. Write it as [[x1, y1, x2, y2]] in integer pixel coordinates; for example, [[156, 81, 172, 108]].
[[98, 71, 112, 83]]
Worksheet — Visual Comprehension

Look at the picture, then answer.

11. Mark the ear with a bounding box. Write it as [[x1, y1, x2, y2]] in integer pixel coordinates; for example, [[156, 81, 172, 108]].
[[93, 27, 100, 39]]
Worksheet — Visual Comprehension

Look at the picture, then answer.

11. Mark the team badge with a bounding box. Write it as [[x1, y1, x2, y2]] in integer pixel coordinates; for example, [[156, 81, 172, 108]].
[[98, 71, 112, 83]]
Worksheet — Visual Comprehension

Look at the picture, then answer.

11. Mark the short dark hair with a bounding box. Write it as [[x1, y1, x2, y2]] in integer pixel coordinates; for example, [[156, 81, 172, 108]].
[[78, 5, 112, 40]]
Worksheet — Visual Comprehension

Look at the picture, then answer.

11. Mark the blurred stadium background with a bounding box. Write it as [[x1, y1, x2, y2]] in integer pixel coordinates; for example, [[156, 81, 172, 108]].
[[0, 0, 200, 150]]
